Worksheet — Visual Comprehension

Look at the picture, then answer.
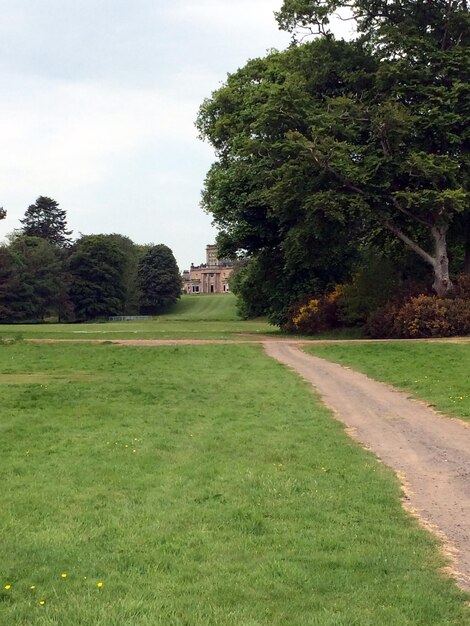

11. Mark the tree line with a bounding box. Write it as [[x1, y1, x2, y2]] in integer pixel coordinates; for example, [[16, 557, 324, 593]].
[[197, 0, 470, 331], [0, 197, 181, 322]]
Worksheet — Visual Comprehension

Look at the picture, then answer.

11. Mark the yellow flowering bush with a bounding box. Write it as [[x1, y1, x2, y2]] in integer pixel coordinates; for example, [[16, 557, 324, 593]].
[[284, 287, 343, 334]]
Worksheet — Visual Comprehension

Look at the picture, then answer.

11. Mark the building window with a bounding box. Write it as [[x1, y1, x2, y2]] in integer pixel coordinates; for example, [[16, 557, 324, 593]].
[[192, 285, 199, 293]]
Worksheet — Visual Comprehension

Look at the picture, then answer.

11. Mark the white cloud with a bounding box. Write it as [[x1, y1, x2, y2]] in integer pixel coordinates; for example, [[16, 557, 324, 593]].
[[0, 1, 293, 269], [167, 0, 281, 27], [0, 79, 203, 192]]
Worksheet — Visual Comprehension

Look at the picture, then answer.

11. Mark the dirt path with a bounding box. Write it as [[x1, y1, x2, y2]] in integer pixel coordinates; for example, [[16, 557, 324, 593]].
[[264, 341, 470, 592], [28, 336, 470, 346]]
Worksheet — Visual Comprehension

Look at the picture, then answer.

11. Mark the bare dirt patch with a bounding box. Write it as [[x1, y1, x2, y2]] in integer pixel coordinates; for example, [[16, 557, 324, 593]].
[[27, 336, 470, 347], [0, 373, 101, 385], [265, 341, 470, 592]]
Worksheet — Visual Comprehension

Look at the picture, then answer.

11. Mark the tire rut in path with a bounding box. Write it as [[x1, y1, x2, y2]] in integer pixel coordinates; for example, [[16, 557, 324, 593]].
[[264, 341, 470, 592]]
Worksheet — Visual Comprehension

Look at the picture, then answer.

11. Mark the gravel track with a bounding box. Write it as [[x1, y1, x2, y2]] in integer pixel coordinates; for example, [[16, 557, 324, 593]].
[[265, 341, 470, 591]]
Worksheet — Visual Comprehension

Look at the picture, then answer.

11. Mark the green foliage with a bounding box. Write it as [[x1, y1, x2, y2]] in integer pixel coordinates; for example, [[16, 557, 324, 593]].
[[0, 236, 69, 322], [138, 244, 181, 315], [337, 256, 400, 326], [197, 39, 370, 323], [68, 235, 127, 320], [229, 250, 336, 326], [199, 0, 470, 313], [105, 234, 143, 315], [229, 259, 272, 320], [20, 196, 72, 247]]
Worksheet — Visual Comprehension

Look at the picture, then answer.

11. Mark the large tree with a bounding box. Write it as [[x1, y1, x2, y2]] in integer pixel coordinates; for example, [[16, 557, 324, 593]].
[[20, 196, 72, 247], [198, 0, 469, 309], [138, 245, 181, 315], [106, 234, 143, 315], [68, 235, 127, 320], [275, 0, 470, 294], [197, 39, 376, 322], [0, 235, 67, 322]]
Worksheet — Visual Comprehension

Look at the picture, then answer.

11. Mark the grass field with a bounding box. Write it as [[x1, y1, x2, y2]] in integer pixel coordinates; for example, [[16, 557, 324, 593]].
[[0, 295, 275, 341], [0, 294, 368, 342], [304, 342, 470, 421], [1, 341, 469, 625], [166, 294, 241, 321]]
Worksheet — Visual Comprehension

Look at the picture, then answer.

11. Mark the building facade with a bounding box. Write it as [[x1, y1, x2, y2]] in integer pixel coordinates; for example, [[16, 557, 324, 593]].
[[183, 245, 234, 294]]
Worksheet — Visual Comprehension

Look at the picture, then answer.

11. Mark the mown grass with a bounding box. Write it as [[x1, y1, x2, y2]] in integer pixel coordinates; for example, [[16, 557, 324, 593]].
[[0, 295, 275, 341], [166, 294, 241, 321], [1, 342, 469, 625], [0, 295, 366, 342], [304, 342, 470, 420]]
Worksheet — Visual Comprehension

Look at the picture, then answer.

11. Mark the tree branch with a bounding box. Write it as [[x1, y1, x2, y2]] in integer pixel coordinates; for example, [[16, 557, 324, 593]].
[[391, 196, 433, 227], [385, 221, 435, 267], [308, 147, 366, 195]]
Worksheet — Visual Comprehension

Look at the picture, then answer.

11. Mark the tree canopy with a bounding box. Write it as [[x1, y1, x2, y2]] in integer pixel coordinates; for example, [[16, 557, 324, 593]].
[[138, 245, 181, 314], [0, 235, 66, 322], [0, 226, 179, 323], [68, 235, 128, 320], [197, 0, 469, 324]]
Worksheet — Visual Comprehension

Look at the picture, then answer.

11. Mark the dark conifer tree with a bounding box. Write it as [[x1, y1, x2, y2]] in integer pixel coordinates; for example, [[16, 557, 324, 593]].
[[20, 196, 72, 247]]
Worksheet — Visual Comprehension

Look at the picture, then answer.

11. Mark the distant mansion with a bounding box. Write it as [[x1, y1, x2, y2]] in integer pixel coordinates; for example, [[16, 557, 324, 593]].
[[183, 245, 234, 294]]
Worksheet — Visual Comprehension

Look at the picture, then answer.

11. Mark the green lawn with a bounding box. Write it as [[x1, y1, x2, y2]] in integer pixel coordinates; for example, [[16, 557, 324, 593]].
[[0, 294, 367, 341], [1, 342, 469, 625], [166, 294, 241, 321], [0, 295, 275, 341], [304, 342, 470, 421]]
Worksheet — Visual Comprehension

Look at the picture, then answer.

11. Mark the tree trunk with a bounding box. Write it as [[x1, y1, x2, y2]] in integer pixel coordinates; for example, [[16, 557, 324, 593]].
[[432, 225, 453, 296]]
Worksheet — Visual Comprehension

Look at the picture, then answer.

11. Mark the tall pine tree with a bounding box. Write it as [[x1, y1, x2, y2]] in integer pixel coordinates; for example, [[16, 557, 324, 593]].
[[20, 196, 72, 247]]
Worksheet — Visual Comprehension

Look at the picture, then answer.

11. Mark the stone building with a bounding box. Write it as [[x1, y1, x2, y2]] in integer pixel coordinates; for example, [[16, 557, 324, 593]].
[[183, 245, 234, 294]]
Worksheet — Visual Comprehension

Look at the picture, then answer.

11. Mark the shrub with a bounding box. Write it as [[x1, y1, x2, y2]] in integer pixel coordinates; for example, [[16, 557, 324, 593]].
[[453, 274, 470, 299], [364, 302, 402, 338], [283, 286, 343, 334], [336, 258, 398, 326], [396, 295, 453, 338], [366, 294, 470, 339]]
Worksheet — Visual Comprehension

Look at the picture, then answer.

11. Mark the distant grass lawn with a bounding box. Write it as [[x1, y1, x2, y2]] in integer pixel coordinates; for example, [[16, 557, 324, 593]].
[[304, 342, 470, 421], [0, 294, 275, 341], [1, 342, 469, 625], [166, 293, 241, 321]]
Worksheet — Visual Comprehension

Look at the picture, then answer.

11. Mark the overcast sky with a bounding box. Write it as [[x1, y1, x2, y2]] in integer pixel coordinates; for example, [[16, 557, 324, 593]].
[[0, 0, 298, 269]]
